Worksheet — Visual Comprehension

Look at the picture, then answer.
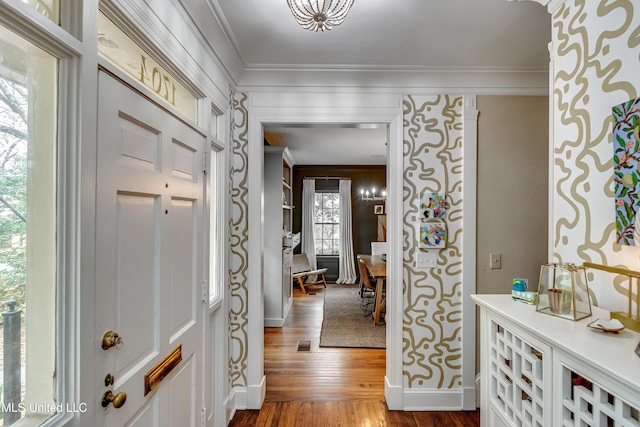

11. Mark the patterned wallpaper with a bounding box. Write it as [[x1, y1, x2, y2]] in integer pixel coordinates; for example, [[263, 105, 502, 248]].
[[551, 0, 640, 310], [227, 93, 467, 396], [228, 90, 249, 388], [402, 95, 464, 389]]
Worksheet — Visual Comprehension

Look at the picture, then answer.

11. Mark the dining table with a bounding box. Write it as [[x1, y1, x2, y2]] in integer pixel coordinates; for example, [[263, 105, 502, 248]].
[[357, 254, 386, 325]]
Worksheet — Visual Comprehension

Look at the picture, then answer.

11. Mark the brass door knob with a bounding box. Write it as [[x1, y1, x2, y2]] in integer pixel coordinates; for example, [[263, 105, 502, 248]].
[[102, 390, 127, 408], [101, 330, 123, 350]]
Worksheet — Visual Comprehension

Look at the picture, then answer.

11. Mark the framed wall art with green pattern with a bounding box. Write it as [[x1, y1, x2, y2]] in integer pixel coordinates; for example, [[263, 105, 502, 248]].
[[614, 97, 640, 245]]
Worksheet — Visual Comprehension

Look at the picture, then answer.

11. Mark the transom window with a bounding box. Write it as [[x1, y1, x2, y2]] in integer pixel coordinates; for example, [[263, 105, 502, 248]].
[[20, 0, 61, 25], [314, 192, 339, 255]]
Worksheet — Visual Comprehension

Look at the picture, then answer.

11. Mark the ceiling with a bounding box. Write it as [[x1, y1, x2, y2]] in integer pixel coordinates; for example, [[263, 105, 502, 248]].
[[201, 0, 551, 165], [264, 123, 388, 165]]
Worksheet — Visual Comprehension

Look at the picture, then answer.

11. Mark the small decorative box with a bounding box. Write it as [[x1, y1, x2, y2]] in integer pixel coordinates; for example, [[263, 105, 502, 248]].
[[511, 278, 538, 304], [536, 263, 592, 321], [512, 290, 538, 305]]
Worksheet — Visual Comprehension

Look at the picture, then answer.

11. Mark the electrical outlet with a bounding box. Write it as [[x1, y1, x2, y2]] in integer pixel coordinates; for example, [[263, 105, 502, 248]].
[[490, 252, 501, 269]]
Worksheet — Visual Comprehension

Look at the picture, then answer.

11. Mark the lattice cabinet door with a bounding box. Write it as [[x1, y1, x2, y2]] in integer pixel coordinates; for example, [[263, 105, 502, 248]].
[[554, 353, 640, 427], [483, 312, 553, 427]]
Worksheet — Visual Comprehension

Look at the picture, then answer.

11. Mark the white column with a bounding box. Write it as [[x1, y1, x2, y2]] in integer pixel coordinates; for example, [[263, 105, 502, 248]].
[[462, 94, 479, 410]]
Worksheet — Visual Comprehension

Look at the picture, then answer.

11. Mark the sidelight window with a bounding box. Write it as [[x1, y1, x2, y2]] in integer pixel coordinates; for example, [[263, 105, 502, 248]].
[[208, 108, 226, 306], [0, 24, 58, 426]]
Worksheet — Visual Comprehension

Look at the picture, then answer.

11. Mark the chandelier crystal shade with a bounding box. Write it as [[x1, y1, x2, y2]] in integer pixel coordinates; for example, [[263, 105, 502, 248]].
[[287, 0, 355, 32]]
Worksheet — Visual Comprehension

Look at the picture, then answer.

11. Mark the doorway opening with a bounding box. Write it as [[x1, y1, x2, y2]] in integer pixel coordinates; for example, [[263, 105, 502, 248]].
[[261, 123, 389, 402]]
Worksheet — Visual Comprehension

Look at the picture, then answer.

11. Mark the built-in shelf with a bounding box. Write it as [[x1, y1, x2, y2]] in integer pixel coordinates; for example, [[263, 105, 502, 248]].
[[264, 146, 295, 327]]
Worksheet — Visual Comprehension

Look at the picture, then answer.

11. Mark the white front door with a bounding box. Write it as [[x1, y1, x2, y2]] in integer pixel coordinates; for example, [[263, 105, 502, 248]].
[[94, 71, 205, 427]]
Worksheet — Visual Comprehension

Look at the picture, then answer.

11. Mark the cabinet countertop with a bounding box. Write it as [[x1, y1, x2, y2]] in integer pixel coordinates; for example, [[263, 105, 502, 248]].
[[472, 294, 640, 393]]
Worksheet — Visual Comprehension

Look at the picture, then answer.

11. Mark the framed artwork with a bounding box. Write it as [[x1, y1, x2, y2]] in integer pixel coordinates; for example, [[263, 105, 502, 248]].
[[613, 97, 640, 245], [420, 191, 446, 220], [420, 221, 446, 248], [374, 204, 384, 215]]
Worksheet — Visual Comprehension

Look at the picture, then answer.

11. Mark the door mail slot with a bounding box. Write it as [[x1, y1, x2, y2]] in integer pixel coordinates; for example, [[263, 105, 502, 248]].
[[144, 344, 182, 396]]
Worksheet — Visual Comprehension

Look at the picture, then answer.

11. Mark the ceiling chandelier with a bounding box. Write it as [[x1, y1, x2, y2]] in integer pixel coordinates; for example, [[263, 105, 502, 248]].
[[287, 0, 355, 32]]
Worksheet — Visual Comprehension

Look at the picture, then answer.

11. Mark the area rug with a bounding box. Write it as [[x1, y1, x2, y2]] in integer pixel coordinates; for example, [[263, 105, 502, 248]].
[[319, 283, 385, 349]]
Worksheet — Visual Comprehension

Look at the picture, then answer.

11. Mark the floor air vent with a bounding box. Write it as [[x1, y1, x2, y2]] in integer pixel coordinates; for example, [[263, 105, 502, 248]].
[[307, 292, 317, 296], [297, 340, 311, 352]]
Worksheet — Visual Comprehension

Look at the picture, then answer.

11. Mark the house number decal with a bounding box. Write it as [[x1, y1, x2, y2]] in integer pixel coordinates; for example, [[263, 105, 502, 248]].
[[97, 11, 197, 120], [139, 55, 177, 106]]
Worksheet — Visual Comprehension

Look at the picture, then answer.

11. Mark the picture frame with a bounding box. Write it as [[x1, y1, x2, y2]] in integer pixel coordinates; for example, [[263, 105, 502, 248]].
[[419, 221, 446, 248], [420, 191, 446, 220], [374, 204, 384, 215], [613, 97, 640, 245]]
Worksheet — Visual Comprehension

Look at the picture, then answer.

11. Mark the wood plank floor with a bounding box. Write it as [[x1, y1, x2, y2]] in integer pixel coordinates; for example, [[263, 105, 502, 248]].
[[228, 284, 480, 426]]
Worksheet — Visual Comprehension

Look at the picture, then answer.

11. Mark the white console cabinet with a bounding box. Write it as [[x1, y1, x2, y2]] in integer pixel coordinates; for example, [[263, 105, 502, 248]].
[[473, 294, 640, 427]]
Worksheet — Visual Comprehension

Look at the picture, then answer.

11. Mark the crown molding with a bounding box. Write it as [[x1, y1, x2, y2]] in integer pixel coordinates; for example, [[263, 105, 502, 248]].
[[508, 0, 567, 13]]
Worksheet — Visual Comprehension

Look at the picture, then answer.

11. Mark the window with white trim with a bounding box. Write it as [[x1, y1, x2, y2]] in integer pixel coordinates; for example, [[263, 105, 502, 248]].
[[0, 24, 58, 426], [209, 108, 225, 305], [314, 192, 340, 255]]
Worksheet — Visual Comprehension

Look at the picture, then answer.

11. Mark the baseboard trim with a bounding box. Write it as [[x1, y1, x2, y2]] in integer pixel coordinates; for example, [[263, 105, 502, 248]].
[[225, 388, 242, 426], [227, 382, 265, 424], [475, 373, 481, 409], [463, 386, 477, 410], [246, 375, 266, 409], [402, 389, 463, 411], [384, 376, 403, 410], [264, 317, 285, 327]]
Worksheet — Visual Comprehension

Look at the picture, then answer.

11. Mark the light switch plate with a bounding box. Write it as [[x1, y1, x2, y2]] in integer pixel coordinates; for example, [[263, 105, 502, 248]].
[[490, 252, 501, 269], [417, 251, 438, 269]]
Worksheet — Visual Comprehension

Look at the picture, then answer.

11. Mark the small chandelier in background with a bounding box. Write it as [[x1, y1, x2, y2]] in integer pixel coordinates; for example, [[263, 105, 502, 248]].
[[361, 188, 386, 201], [287, 0, 355, 32]]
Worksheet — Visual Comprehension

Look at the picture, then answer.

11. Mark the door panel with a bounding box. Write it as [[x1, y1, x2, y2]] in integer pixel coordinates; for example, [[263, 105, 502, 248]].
[[171, 139, 198, 181], [114, 193, 160, 376], [169, 198, 197, 339], [95, 71, 204, 427], [169, 355, 196, 425], [126, 403, 155, 427], [119, 113, 161, 171]]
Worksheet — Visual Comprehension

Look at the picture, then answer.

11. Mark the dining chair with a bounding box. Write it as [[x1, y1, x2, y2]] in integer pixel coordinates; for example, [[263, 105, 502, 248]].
[[357, 257, 377, 313]]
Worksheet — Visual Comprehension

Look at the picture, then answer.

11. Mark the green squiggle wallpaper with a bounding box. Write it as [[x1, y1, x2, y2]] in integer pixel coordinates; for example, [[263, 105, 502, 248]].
[[552, 0, 640, 309], [228, 90, 249, 388], [402, 95, 463, 389]]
